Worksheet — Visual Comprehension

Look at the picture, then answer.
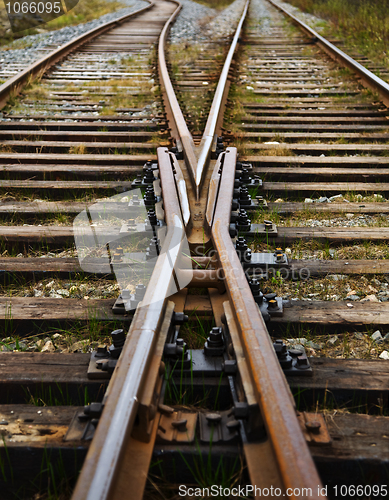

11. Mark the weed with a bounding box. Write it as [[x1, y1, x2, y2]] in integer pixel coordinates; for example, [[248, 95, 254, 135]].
[[23, 383, 91, 406], [69, 144, 86, 155], [286, 0, 389, 71], [179, 439, 243, 492]]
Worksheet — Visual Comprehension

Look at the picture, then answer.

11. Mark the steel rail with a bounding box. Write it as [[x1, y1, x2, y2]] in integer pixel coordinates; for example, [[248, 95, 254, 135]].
[[157, 0, 198, 195], [69, 2, 186, 498], [0, 0, 154, 110], [72, 147, 187, 500], [267, 0, 389, 107], [158, 0, 249, 199], [196, 0, 249, 192], [210, 148, 325, 499], [73, 0, 325, 496]]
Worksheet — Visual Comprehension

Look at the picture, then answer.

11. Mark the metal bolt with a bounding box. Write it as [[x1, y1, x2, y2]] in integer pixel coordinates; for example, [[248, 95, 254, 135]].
[[134, 284, 146, 301], [256, 195, 265, 205], [239, 186, 252, 207], [226, 419, 240, 431], [268, 299, 279, 311], [249, 278, 263, 304], [143, 167, 155, 185], [172, 312, 188, 325], [275, 253, 284, 263], [274, 340, 283, 351], [111, 329, 126, 348], [236, 236, 251, 263], [95, 345, 109, 358], [297, 356, 309, 367], [131, 194, 140, 206], [305, 420, 321, 433], [205, 413, 222, 424], [289, 348, 303, 357], [238, 209, 250, 225], [133, 173, 143, 186], [207, 327, 223, 345], [171, 419, 187, 432], [240, 168, 251, 184], [111, 252, 123, 263], [158, 404, 174, 415], [222, 359, 237, 374], [144, 186, 157, 207], [209, 326, 223, 343], [127, 218, 137, 231], [146, 236, 160, 259], [147, 209, 158, 227]]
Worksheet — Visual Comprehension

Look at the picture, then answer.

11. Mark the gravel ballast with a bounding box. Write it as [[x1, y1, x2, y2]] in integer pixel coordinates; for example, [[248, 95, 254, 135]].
[[0, 0, 148, 70]]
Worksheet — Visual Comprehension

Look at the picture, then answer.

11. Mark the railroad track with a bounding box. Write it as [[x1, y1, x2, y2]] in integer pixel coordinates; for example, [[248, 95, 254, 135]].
[[0, 0, 388, 498]]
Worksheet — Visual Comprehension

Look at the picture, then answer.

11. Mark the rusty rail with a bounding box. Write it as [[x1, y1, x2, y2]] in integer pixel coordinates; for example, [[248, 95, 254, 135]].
[[0, 0, 154, 110], [210, 148, 324, 499], [72, 146, 188, 500], [267, 0, 389, 107], [158, 0, 249, 198], [71, 0, 329, 496], [196, 0, 249, 192]]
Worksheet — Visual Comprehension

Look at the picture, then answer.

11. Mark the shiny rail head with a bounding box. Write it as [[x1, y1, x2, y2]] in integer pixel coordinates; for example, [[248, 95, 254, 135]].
[[194, 0, 249, 193], [73, 188, 193, 308]]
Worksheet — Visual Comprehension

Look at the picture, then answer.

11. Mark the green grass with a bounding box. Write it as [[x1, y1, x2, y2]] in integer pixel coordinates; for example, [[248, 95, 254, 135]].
[[147, 445, 245, 499], [286, 0, 389, 70], [23, 383, 92, 406], [191, 0, 237, 9]]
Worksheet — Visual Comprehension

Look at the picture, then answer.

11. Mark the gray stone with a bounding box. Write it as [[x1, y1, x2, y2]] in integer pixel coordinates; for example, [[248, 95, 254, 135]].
[[379, 350, 389, 360], [70, 341, 89, 353], [328, 274, 346, 281], [291, 344, 305, 351], [287, 338, 307, 345], [306, 340, 323, 350], [41, 340, 55, 353], [327, 335, 339, 346], [354, 332, 365, 340], [328, 194, 344, 202], [371, 330, 383, 342]]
